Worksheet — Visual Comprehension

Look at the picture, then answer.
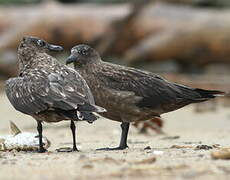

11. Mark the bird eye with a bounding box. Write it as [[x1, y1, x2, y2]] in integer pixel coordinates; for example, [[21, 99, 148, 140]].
[[37, 40, 46, 47], [82, 50, 86, 54], [79, 49, 87, 55]]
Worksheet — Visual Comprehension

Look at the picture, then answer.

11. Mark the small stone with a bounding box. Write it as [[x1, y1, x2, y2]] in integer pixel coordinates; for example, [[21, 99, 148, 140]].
[[144, 146, 151, 150], [212, 144, 221, 148], [211, 148, 230, 160], [82, 164, 93, 169], [195, 145, 213, 150]]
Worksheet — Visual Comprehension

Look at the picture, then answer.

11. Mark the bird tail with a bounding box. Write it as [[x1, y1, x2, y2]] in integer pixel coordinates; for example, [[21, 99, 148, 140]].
[[55, 108, 100, 123], [81, 112, 99, 123], [78, 103, 106, 113], [194, 88, 227, 100], [78, 105, 106, 123]]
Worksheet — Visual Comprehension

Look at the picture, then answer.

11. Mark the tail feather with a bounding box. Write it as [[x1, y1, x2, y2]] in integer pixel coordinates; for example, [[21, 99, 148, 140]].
[[195, 88, 226, 99], [55, 109, 99, 123], [81, 112, 98, 123]]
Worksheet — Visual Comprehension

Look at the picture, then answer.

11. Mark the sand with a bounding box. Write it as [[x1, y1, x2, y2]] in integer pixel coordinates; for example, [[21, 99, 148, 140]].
[[0, 91, 230, 180]]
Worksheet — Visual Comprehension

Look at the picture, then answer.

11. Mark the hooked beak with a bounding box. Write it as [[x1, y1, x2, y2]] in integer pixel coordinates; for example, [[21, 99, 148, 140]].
[[66, 54, 77, 65], [47, 44, 64, 52]]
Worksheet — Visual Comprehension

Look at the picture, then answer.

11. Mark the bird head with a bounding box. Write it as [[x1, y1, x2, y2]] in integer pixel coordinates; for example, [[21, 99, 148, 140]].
[[66, 44, 100, 67], [19, 36, 64, 54]]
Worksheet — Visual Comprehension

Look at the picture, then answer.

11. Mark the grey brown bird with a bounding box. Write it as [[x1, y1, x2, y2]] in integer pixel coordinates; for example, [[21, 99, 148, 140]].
[[66, 44, 225, 150], [5, 37, 105, 153]]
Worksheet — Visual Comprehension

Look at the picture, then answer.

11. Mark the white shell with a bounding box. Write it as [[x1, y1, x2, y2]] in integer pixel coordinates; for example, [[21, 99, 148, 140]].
[[0, 132, 50, 151]]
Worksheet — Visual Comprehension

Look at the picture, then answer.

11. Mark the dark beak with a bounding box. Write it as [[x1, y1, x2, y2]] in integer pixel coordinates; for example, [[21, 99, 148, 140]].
[[66, 54, 77, 65], [47, 44, 64, 52]]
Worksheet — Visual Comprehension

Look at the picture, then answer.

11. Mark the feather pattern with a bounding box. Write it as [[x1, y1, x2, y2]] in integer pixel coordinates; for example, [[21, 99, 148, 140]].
[[5, 66, 99, 116], [96, 62, 223, 113], [70, 45, 224, 122]]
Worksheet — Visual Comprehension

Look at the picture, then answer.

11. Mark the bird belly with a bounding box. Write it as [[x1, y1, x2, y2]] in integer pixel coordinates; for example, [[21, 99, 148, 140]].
[[32, 111, 70, 123], [82, 74, 161, 122], [93, 91, 161, 123]]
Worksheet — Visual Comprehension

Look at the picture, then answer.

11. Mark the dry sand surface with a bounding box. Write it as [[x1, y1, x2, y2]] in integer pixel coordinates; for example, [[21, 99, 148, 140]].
[[0, 91, 230, 180]]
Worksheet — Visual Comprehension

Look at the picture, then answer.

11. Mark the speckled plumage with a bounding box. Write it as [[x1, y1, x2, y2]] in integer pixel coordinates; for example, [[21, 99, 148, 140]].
[[5, 37, 105, 152], [66, 44, 225, 150]]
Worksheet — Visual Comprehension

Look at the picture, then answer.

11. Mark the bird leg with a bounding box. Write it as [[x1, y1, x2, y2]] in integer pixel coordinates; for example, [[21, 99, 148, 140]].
[[97, 122, 130, 151], [70, 120, 79, 151], [56, 121, 79, 152], [118, 122, 130, 149], [37, 121, 47, 153]]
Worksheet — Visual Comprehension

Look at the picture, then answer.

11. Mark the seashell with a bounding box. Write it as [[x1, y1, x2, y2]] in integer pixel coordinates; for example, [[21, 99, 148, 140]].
[[0, 121, 50, 151]]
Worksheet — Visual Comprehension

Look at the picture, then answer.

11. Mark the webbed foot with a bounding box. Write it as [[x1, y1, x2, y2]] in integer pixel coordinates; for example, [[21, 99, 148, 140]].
[[56, 147, 79, 152], [96, 145, 128, 151]]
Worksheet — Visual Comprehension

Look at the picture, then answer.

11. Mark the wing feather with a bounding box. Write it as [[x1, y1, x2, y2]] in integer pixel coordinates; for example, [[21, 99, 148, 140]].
[[98, 64, 202, 111], [5, 67, 102, 115]]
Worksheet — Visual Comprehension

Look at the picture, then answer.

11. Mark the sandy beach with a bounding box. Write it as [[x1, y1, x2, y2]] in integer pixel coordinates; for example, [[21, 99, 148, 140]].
[[0, 91, 230, 180]]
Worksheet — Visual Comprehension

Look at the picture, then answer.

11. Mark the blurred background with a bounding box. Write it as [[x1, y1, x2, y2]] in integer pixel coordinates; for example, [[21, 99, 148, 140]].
[[1, 1, 230, 179], [0, 0, 230, 132]]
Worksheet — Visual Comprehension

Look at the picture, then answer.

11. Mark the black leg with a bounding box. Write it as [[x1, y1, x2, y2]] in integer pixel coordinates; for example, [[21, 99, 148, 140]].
[[97, 122, 130, 151], [56, 121, 79, 152], [37, 121, 46, 153], [118, 122, 130, 149], [70, 120, 78, 151]]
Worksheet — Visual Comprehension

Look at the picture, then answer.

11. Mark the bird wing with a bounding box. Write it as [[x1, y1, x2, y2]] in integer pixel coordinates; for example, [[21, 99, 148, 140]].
[[98, 64, 201, 111], [5, 68, 103, 115], [5, 76, 50, 115]]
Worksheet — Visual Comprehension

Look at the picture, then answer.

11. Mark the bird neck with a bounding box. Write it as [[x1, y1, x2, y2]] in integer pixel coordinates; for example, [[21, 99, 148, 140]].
[[74, 60, 102, 74], [18, 51, 54, 74]]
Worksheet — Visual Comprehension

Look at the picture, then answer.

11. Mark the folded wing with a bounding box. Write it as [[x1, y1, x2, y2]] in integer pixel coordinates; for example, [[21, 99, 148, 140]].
[[5, 68, 105, 115]]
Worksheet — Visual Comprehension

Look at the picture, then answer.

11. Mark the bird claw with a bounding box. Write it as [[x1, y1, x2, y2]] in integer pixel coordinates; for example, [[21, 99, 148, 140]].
[[56, 147, 79, 152], [96, 146, 128, 151]]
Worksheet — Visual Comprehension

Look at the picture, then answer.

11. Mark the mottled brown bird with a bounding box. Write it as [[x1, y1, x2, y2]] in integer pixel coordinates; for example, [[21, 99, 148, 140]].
[[5, 37, 105, 153], [66, 44, 225, 150]]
